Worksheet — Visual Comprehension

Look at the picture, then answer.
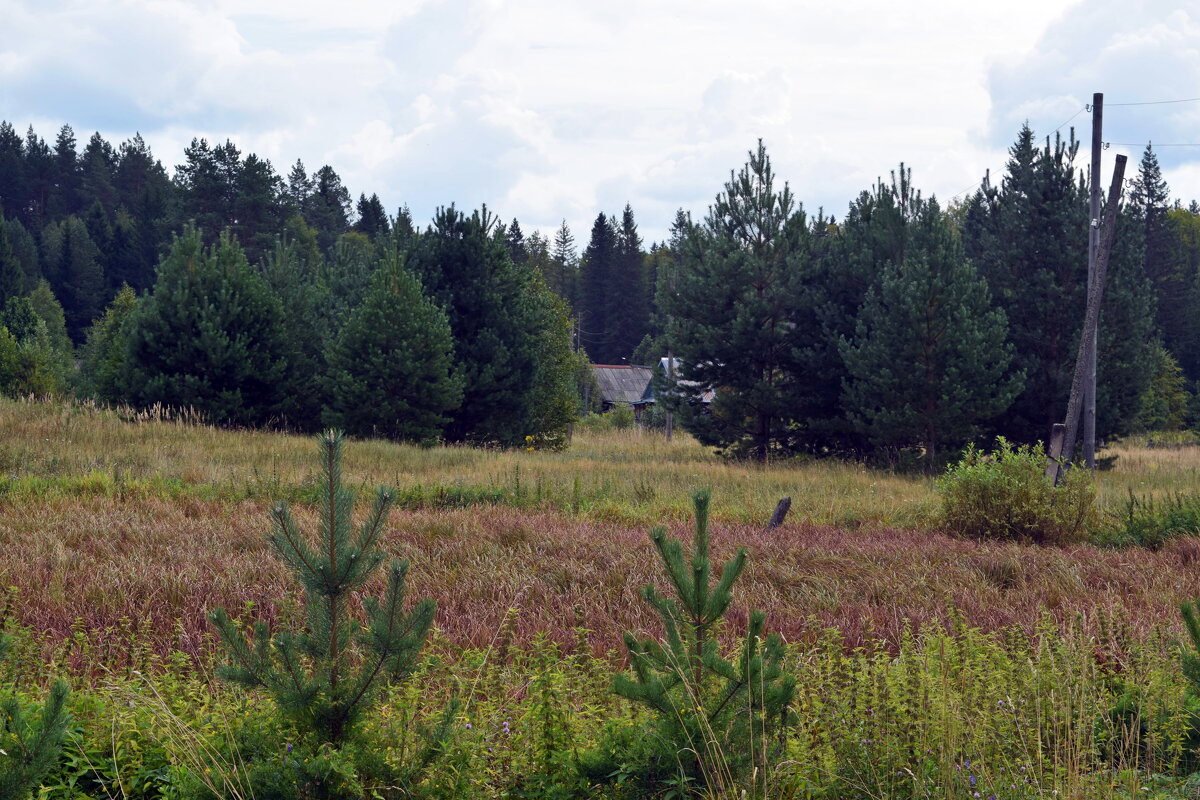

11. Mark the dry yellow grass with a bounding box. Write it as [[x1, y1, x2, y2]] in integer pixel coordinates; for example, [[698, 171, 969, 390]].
[[0, 397, 932, 526], [0, 396, 1193, 529]]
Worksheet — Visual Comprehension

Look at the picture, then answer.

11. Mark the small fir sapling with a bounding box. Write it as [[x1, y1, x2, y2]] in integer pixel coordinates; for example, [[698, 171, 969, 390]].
[[605, 489, 795, 792], [0, 634, 71, 799], [210, 430, 436, 746]]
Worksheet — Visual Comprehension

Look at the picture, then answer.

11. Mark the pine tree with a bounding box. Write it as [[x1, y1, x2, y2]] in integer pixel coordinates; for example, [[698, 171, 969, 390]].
[[664, 140, 813, 460], [0, 634, 70, 799], [323, 254, 462, 444], [408, 205, 576, 445], [839, 175, 1021, 468], [604, 490, 794, 794], [120, 226, 288, 425], [210, 430, 436, 745]]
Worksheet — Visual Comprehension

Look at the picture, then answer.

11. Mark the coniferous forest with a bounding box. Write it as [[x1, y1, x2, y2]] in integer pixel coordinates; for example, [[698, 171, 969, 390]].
[[0, 119, 1197, 463]]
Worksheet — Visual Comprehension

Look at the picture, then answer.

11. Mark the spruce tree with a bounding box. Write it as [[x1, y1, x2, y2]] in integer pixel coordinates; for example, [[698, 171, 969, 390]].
[[259, 237, 330, 431], [963, 125, 1155, 442], [353, 193, 390, 240], [234, 152, 285, 263], [0, 215, 21, 301], [609, 204, 651, 362], [78, 131, 118, 215], [550, 219, 578, 309], [5, 218, 39, 292], [323, 254, 463, 444], [49, 125, 79, 219], [210, 430, 436, 745], [505, 218, 528, 265], [0, 123, 26, 222], [308, 165, 352, 254], [286, 159, 313, 214], [606, 490, 794, 794], [579, 212, 618, 362]]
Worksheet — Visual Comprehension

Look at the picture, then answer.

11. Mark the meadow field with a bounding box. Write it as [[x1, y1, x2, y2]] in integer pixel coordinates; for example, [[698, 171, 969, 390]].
[[7, 397, 1200, 798]]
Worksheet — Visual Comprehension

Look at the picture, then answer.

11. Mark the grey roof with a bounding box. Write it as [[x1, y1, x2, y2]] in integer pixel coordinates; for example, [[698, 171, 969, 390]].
[[592, 364, 655, 405]]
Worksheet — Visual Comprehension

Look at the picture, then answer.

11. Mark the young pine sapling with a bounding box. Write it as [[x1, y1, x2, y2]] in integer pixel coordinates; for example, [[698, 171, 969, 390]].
[[613, 489, 795, 794], [210, 430, 436, 745]]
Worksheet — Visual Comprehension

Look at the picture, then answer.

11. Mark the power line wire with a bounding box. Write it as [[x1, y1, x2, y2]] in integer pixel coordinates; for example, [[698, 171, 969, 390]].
[[1052, 106, 1087, 134], [1108, 96, 1200, 107], [1105, 141, 1200, 148]]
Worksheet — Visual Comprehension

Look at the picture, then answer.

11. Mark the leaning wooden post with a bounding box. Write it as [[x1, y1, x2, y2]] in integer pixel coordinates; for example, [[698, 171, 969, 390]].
[[1045, 423, 1067, 483], [1060, 153, 1127, 478], [766, 497, 792, 529]]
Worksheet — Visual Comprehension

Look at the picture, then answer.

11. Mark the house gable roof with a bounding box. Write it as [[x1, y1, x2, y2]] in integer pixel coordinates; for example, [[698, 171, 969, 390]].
[[591, 364, 654, 405]]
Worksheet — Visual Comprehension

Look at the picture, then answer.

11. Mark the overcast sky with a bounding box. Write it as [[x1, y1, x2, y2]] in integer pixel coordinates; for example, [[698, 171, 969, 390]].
[[2, 0, 1198, 243]]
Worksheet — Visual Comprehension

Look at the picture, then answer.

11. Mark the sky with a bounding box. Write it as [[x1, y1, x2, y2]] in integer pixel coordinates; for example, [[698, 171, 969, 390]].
[[1, 0, 1198, 243]]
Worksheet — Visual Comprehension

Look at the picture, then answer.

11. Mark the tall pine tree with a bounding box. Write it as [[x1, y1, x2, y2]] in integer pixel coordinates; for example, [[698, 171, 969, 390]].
[[664, 141, 813, 460], [840, 170, 1021, 468]]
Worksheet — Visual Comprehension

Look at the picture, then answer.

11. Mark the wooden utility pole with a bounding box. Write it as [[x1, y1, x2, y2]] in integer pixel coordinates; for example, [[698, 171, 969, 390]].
[[1059, 153, 1127, 477], [1083, 92, 1103, 468], [665, 350, 674, 441]]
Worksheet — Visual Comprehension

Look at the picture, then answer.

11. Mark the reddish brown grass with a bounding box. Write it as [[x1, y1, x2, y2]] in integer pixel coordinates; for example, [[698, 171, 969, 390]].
[[2, 495, 1199, 675]]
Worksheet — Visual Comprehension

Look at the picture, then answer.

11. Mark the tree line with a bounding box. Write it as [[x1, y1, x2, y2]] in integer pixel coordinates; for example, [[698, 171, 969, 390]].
[[0, 120, 1197, 460], [658, 131, 1199, 465]]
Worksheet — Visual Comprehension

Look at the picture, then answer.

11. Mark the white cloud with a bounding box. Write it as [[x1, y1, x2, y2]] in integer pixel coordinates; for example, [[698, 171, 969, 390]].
[[985, 0, 1200, 202], [13, 0, 1200, 245]]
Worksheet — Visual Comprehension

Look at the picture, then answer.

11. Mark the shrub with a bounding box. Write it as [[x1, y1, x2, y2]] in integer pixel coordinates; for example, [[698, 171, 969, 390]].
[[936, 437, 1096, 545]]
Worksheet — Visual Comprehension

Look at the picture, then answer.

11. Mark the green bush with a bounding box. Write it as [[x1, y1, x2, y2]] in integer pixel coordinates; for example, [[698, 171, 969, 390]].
[[936, 438, 1096, 545]]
